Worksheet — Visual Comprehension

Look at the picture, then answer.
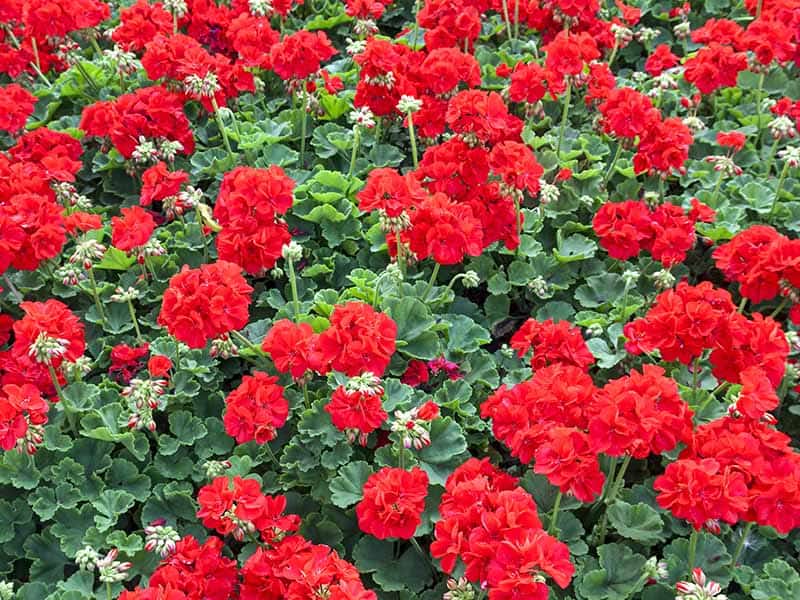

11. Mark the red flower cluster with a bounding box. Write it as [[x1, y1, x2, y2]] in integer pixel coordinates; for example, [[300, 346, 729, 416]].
[[140, 162, 189, 207], [197, 476, 300, 542], [684, 43, 749, 95], [142, 34, 255, 111], [0, 154, 68, 275], [590, 365, 694, 459], [213, 166, 295, 275], [656, 415, 800, 533], [9, 128, 83, 182], [431, 458, 574, 598], [356, 466, 429, 539], [240, 535, 376, 600], [593, 199, 712, 266], [0, 383, 48, 453], [315, 302, 397, 377], [624, 282, 789, 387], [80, 86, 195, 160], [0, 83, 37, 133], [270, 31, 337, 81], [325, 385, 387, 446], [714, 225, 800, 320], [112, 0, 173, 52], [111, 206, 156, 254], [109, 342, 150, 383], [13, 299, 86, 368], [223, 372, 289, 445], [481, 364, 602, 501], [509, 318, 595, 371], [261, 319, 318, 379], [158, 261, 253, 349], [122, 535, 238, 600]]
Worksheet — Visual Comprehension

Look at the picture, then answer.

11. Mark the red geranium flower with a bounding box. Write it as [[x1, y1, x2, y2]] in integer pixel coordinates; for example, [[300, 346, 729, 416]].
[[223, 372, 289, 445], [356, 467, 429, 539]]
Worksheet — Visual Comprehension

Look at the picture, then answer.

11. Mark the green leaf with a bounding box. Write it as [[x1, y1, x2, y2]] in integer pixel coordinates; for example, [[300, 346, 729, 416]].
[[554, 234, 597, 263], [95, 247, 136, 271], [329, 461, 373, 508], [664, 532, 732, 586], [92, 489, 136, 532], [607, 501, 665, 544], [169, 410, 208, 445], [417, 417, 468, 486], [386, 297, 441, 360], [578, 543, 648, 600], [24, 531, 69, 584]]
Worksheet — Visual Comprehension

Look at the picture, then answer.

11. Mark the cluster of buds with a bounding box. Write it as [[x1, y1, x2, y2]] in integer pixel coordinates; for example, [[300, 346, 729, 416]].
[[203, 459, 233, 479], [586, 323, 604, 338], [768, 114, 797, 140], [62, 356, 93, 380], [163, 0, 188, 17], [527, 276, 551, 299], [345, 38, 367, 56], [282, 240, 303, 263], [16, 419, 45, 455], [778, 146, 800, 168], [539, 180, 559, 205], [69, 238, 107, 271], [391, 401, 440, 450], [103, 45, 139, 77], [378, 210, 411, 234], [110, 286, 140, 304], [96, 549, 133, 584], [249, 0, 273, 15], [651, 268, 676, 291], [397, 95, 423, 115], [611, 22, 633, 46], [53, 182, 92, 209], [144, 519, 181, 557], [349, 106, 376, 129], [134, 238, 167, 264], [55, 38, 81, 66], [683, 115, 707, 133], [459, 270, 480, 289], [498, 182, 524, 206], [354, 18, 378, 37], [76, 546, 133, 584], [131, 136, 184, 165], [649, 71, 679, 95], [443, 577, 476, 600], [675, 568, 728, 600], [0, 582, 13, 600], [636, 26, 660, 44], [56, 262, 86, 286], [163, 185, 203, 220], [184, 72, 221, 99], [643, 557, 669, 582], [210, 334, 239, 359], [622, 268, 641, 288], [28, 332, 69, 365], [705, 155, 743, 177], [363, 71, 396, 89], [123, 377, 168, 430], [345, 372, 384, 396]]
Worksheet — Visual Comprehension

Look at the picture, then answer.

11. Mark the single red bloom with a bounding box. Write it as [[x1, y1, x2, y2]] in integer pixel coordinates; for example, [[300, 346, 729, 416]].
[[356, 467, 429, 539]]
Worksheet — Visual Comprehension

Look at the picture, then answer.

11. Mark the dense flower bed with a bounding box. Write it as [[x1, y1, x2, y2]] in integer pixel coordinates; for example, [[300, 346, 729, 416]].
[[1, 0, 800, 599]]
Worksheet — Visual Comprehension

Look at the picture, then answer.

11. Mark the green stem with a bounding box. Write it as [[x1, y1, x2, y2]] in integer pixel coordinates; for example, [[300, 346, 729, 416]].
[[286, 257, 301, 319], [602, 143, 623, 187], [230, 330, 262, 356], [692, 357, 701, 394], [126, 298, 143, 343], [548, 491, 563, 535], [411, 0, 421, 49], [756, 0, 763, 17], [299, 106, 308, 168], [87, 268, 106, 324], [90, 36, 103, 57], [500, 0, 513, 40], [407, 111, 419, 168], [211, 97, 234, 160], [607, 454, 631, 504], [601, 457, 618, 504], [709, 170, 724, 206], [738, 297, 748, 313], [513, 0, 519, 40], [688, 529, 699, 574], [173, 12, 178, 34], [768, 161, 791, 219], [763, 137, 780, 176], [74, 60, 100, 94], [755, 72, 765, 145], [302, 382, 310, 410], [556, 84, 571, 158], [730, 522, 753, 567], [607, 39, 620, 69], [348, 126, 361, 178], [106, 581, 112, 600], [396, 241, 407, 282], [49, 364, 76, 432], [768, 296, 790, 319], [423, 263, 440, 301]]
